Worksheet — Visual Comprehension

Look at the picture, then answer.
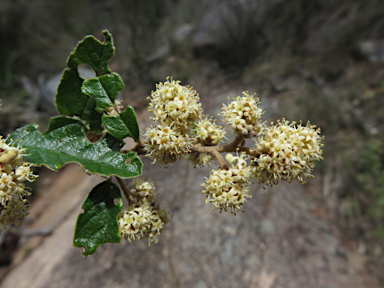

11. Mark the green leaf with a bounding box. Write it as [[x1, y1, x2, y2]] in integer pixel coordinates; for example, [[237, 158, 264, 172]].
[[56, 68, 103, 132], [81, 73, 124, 112], [74, 181, 123, 256], [55, 30, 115, 133], [67, 30, 114, 75], [103, 106, 140, 140], [8, 117, 142, 178]]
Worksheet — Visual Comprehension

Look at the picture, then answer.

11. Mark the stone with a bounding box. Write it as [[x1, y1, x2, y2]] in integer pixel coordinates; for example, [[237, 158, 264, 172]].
[[359, 40, 384, 62]]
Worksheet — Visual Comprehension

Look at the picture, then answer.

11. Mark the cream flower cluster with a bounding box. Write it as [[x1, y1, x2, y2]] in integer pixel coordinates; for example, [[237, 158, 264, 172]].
[[222, 92, 264, 136], [252, 120, 323, 186], [118, 180, 170, 244], [144, 124, 193, 165], [130, 178, 157, 204], [148, 78, 203, 128], [202, 153, 252, 214], [144, 79, 205, 166], [194, 118, 226, 145], [105, 98, 124, 117], [0, 137, 37, 232]]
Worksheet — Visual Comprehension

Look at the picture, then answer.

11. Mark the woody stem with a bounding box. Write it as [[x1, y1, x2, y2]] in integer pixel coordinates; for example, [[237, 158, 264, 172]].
[[115, 177, 134, 206]]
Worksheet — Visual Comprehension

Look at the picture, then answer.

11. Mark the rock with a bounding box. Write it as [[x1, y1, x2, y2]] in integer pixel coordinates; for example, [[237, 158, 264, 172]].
[[359, 40, 384, 62], [40, 65, 96, 114], [260, 219, 275, 235], [194, 279, 208, 288], [146, 44, 170, 63], [192, 0, 261, 66], [173, 24, 194, 43]]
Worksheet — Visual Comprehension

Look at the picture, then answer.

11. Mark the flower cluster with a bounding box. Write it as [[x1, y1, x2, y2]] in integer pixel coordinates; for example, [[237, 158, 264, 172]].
[[148, 78, 203, 128], [252, 120, 323, 186], [142, 79, 324, 216], [222, 92, 264, 136], [0, 137, 37, 232], [118, 179, 170, 244], [105, 98, 124, 117], [130, 178, 157, 204], [144, 124, 193, 165], [194, 118, 226, 145], [202, 153, 252, 214], [144, 79, 204, 166], [145, 79, 229, 168]]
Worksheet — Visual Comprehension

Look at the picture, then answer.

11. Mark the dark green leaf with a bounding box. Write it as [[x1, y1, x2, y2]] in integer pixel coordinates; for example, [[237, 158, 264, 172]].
[[8, 117, 142, 178], [55, 30, 116, 133], [82, 73, 124, 112], [67, 30, 114, 75], [103, 106, 140, 140], [74, 181, 123, 256], [56, 67, 103, 133]]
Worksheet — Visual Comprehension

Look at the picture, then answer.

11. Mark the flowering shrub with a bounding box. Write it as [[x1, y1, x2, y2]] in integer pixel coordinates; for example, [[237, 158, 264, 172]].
[[0, 31, 323, 256]]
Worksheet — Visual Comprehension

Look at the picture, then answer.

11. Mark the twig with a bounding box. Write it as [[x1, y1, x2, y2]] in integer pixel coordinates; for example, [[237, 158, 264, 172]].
[[126, 131, 260, 170], [115, 177, 134, 205]]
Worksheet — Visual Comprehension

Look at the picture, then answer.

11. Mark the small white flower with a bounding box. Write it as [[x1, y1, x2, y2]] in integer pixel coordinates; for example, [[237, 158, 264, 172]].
[[14, 163, 36, 182]]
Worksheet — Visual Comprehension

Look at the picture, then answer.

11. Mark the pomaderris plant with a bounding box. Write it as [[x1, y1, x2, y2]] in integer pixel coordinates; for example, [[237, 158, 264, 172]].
[[0, 31, 323, 256]]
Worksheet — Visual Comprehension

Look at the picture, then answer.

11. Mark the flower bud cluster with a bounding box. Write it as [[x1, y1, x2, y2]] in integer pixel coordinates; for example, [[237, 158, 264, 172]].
[[222, 92, 264, 136], [0, 137, 37, 232], [130, 178, 157, 203], [252, 120, 323, 186], [202, 153, 252, 214], [145, 79, 204, 166], [194, 118, 226, 145], [118, 179, 170, 245]]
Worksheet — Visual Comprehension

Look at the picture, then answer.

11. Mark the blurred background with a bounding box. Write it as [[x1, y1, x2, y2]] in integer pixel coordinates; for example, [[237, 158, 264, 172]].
[[1, 0, 384, 287]]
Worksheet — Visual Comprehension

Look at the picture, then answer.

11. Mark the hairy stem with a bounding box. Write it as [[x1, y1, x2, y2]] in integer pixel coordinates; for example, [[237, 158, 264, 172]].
[[127, 132, 260, 169], [189, 143, 228, 169]]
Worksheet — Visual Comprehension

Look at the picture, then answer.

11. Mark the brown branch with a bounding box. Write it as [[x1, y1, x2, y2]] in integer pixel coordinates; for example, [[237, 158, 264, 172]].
[[115, 177, 134, 206], [123, 132, 260, 170], [190, 133, 261, 169], [121, 142, 147, 155], [192, 133, 259, 157]]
